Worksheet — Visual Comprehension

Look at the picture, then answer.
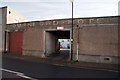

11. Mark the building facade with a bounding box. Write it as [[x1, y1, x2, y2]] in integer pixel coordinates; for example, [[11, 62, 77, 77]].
[[0, 6, 28, 52], [6, 16, 120, 64]]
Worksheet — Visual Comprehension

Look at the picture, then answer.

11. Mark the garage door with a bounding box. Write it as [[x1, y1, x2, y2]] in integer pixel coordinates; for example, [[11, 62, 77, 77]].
[[9, 32, 23, 54]]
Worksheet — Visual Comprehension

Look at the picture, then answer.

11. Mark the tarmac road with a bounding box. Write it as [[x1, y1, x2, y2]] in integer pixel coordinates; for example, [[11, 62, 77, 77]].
[[2, 70, 25, 79], [1, 56, 119, 79]]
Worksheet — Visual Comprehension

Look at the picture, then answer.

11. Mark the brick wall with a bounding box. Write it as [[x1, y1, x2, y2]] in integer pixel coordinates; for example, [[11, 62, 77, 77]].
[[6, 16, 119, 58]]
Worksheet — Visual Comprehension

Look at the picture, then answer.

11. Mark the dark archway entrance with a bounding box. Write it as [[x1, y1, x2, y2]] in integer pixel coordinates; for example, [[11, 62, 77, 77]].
[[45, 30, 70, 60]]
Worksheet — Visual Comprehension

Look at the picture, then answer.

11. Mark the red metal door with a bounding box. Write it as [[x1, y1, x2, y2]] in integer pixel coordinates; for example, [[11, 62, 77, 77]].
[[9, 32, 23, 54]]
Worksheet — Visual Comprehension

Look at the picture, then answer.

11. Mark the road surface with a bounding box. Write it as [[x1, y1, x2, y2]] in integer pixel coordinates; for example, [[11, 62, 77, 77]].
[[1, 56, 119, 79]]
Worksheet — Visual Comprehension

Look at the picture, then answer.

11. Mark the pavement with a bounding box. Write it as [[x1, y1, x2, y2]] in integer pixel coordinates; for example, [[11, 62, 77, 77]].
[[2, 53, 119, 72]]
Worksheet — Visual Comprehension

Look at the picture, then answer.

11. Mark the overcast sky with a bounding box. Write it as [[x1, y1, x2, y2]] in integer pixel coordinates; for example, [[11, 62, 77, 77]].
[[0, 0, 120, 21]]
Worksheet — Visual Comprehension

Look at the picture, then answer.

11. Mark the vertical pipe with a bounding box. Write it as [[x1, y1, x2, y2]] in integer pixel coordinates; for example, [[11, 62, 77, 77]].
[[76, 43, 79, 61], [45, 31, 46, 56], [76, 27, 79, 61], [4, 31, 6, 53], [71, 2, 73, 61]]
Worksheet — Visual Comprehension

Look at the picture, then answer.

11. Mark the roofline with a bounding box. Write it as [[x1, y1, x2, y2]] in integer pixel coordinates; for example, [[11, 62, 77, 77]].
[[39, 16, 119, 21], [7, 16, 120, 25], [74, 16, 119, 19], [0, 6, 7, 9]]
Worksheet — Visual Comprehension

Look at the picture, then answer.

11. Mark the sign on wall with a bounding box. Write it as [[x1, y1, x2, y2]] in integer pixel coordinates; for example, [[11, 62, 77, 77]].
[[57, 27, 64, 30]]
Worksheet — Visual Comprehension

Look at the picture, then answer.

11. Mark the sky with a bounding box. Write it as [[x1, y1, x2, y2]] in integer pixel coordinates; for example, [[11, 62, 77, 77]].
[[0, 0, 120, 21]]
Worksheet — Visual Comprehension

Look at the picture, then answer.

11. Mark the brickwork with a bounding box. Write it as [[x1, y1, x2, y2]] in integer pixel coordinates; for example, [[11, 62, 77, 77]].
[[7, 16, 118, 30], [73, 26, 118, 57], [6, 16, 119, 64]]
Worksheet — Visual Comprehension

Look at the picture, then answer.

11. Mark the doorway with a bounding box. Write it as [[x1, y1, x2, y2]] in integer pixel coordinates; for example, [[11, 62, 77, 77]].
[[45, 30, 70, 59], [9, 32, 23, 54]]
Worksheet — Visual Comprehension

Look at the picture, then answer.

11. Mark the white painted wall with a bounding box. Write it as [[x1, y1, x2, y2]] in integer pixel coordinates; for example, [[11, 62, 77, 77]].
[[7, 7, 28, 24]]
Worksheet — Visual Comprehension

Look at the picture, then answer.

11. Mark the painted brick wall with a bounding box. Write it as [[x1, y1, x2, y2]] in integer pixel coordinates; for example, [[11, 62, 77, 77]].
[[23, 27, 44, 51], [73, 26, 118, 57], [73, 17, 119, 57], [6, 16, 119, 58]]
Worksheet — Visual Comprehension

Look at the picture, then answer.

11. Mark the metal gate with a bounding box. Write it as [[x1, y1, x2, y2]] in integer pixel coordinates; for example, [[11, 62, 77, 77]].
[[9, 32, 23, 54]]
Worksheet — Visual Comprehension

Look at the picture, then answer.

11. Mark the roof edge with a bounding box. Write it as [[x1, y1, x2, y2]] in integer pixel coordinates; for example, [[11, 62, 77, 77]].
[[7, 16, 120, 25], [0, 6, 7, 9]]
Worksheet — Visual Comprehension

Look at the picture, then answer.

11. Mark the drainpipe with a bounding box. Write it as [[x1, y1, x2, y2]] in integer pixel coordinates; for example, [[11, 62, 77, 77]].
[[4, 31, 6, 53], [76, 25, 79, 61], [75, 25, 82, 61]]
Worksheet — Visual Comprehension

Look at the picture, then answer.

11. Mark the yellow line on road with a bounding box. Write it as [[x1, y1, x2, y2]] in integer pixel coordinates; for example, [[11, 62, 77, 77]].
[[68, 65, 119, 73], [52, 64, 119, 72], [53, 64, 64, 66]]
